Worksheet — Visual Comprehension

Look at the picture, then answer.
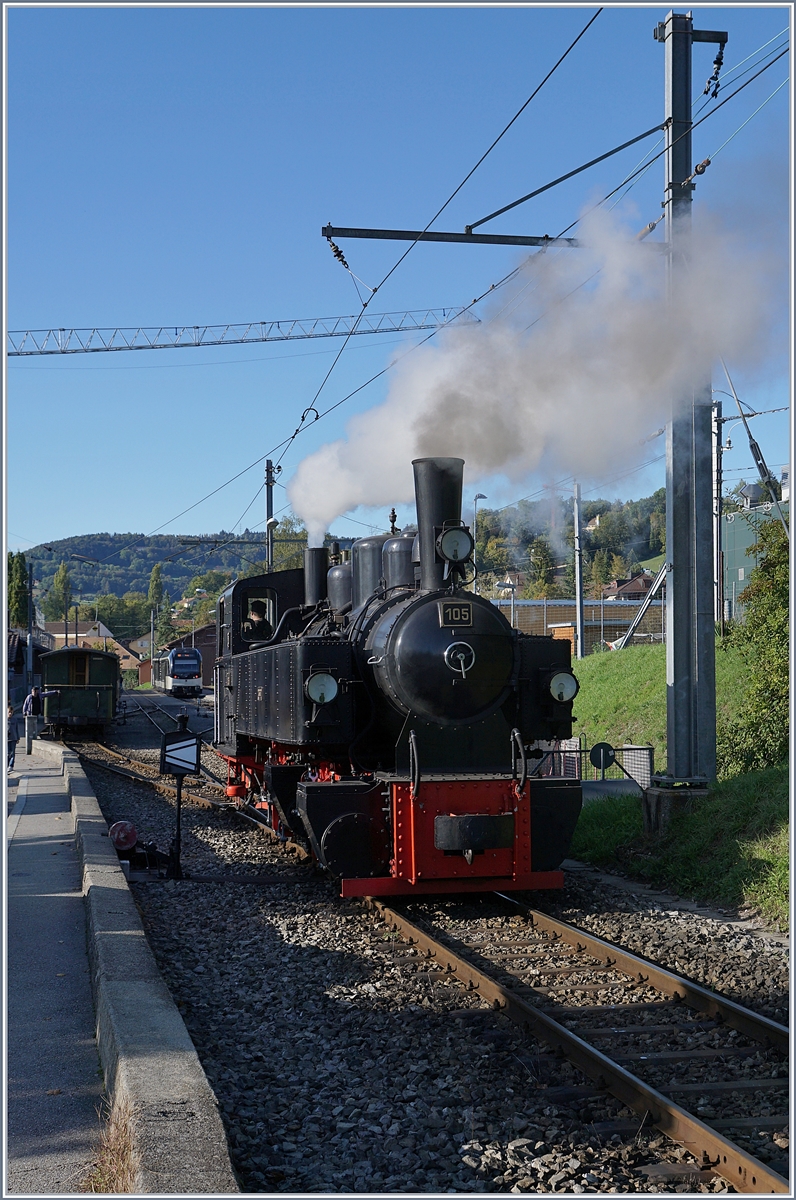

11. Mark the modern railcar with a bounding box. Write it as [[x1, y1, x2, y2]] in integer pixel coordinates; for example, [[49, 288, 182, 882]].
[[40, 645, 120, 738], [214, 456, 582, 899], [152, 647, 203, 697]]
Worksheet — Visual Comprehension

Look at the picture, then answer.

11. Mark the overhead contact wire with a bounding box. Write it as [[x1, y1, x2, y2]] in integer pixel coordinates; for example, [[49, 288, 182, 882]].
[[557, 44, 789, 237], [373, 6, 604, 292], [273, 7, 605, 469], [97, 23, 785, 554]]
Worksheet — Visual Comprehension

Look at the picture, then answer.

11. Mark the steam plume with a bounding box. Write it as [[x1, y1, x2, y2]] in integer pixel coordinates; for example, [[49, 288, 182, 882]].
[[289, 206, 783, 545]]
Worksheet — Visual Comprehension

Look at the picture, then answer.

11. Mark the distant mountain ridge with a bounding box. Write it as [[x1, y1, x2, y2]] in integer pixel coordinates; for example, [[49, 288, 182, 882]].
[[26, 532, 271, 599]]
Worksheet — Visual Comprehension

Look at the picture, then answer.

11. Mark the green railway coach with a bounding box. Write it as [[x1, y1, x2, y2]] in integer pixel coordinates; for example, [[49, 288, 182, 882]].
[[40, 646, 120, 737]]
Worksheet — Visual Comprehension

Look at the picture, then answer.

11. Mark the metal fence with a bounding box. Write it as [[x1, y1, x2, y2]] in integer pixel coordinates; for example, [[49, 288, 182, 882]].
[[491, 599, 665, 654], [531, 741, 654, 789]]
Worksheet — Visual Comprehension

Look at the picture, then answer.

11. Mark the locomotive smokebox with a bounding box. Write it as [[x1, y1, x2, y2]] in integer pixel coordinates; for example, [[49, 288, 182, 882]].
[[304, 547, 329, 606], [413, 457, 464, 591]]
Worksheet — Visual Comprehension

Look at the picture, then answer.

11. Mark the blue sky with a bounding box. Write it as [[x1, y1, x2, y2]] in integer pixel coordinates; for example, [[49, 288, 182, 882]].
[[6, 4, 791, 554]]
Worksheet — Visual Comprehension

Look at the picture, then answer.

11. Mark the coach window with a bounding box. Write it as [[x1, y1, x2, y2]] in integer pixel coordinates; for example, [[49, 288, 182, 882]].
[[241, 589, 277, 641]]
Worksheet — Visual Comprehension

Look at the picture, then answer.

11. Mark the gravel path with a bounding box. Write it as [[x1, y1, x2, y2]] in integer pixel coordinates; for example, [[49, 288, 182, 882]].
[[81, 760, 788, 1193]]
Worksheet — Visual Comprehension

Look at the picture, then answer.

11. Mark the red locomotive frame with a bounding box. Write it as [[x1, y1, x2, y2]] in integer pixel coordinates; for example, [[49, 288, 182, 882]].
[[220, 752, 563, 896]]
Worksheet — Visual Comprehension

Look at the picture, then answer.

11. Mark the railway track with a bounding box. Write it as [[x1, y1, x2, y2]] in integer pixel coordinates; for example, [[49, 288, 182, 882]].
[[71, 707, 790, 1191], [72, 739, 313, 866], [370, 900, 788, 1193]]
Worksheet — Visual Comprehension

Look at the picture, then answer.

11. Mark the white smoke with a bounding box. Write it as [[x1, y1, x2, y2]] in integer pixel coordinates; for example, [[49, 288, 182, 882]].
[[288, 204, 783, 544]]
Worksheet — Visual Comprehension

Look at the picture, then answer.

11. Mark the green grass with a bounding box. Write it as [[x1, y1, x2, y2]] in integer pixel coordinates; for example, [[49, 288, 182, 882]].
[[573, 641, 749, 770], [637, 552, 666, 573], [570, 640, 788, 930], [571, 764, 789, 930]]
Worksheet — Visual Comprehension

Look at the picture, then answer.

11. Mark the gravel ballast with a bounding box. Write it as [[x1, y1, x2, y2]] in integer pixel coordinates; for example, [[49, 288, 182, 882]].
[[82, 756, 789, 1194]]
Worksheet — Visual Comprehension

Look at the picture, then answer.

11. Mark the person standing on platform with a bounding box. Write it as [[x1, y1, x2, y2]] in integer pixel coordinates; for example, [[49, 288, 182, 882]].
[[22, 685, 59, 752], [7, 705, 23, 772]]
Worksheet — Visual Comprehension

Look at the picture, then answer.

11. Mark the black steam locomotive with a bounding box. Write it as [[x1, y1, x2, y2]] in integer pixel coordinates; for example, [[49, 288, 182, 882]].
[[213, 457, 581, 897]]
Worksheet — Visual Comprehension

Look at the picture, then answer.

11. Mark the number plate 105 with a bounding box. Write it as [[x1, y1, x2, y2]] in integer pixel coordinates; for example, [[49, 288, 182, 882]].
[[438, 601, 472, 627]]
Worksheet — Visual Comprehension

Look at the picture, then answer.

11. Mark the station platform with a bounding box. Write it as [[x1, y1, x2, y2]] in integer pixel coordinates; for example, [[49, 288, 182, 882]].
[[6, 748, 104, 1193], [5, 741, 238, 1195]]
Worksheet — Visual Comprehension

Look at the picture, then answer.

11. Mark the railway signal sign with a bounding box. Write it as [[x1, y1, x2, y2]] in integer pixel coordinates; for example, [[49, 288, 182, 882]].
[[589, 742, 616, 778], [159, 715, 200, 880], [160, 728, 201, 776]]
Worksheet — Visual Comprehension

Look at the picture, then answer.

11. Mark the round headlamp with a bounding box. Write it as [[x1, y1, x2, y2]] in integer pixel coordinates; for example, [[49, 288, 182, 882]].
[[305, 672, 338, 705], [436, 527, 474, 564], [549, 671, 579, 703]]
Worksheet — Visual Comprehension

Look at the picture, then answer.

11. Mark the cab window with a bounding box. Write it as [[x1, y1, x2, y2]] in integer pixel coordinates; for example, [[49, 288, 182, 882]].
[[241, 589, 276, 641]]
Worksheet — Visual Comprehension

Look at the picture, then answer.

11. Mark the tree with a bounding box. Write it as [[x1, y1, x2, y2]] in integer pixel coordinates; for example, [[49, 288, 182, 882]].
[[590, 548, 611, 597], [7, 552, 28, 628], [43, 561, 72, 621], [525, 537, 557, 599], [609, 553, 631, 580], [148, 563, 164, 607], [77, 591, 150, 641], [716, 518, 789, 776], [154, 591, 174, 649], [648, 510, 666, 555]]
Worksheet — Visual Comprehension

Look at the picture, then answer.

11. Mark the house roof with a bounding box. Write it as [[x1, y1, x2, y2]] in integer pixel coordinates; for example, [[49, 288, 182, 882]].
[[602, 573, 654, 598], [44, 621, 113, 637]]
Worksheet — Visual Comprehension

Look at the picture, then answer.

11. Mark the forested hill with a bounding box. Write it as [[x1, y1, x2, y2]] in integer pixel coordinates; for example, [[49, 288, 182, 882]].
[[26, 531, 275, 599], [25, 485, 669, 603]]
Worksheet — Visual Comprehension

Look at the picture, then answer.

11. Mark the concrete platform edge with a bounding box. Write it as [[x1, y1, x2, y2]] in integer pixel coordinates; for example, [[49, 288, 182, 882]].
[[39, 740, 239, 1194]]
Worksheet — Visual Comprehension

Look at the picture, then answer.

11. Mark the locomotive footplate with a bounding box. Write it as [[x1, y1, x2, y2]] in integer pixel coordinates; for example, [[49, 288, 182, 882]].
[[336, 774, 581, 898]]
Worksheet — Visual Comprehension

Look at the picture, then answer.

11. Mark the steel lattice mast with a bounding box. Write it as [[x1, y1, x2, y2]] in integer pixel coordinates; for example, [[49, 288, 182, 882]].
[[7, 308, 478, 356]]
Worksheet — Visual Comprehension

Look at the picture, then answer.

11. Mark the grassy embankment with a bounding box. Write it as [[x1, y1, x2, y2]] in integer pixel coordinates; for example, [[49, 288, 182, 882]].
[[569, 644, 788, 930]]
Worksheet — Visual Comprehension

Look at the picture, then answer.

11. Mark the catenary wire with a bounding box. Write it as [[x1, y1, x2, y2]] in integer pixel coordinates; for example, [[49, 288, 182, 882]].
[[706, 78, 788, 159], [603, 35, 790, 214], [274, 8, 604, 467], [556, 45, 789, 237], [372, 7, 604, 295], [245, 33, 788, 524], [87, 31, 786, 560]]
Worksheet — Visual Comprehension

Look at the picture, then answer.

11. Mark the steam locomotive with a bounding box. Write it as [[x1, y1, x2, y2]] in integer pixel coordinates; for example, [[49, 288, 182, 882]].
[[213, 457, 581, 897]]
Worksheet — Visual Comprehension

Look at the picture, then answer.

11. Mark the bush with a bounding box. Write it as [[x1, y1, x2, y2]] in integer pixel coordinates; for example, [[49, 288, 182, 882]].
[[717, 519, 788, 776]]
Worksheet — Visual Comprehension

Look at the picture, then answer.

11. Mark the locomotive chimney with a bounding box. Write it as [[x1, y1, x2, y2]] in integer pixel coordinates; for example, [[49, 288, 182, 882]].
[[412, 457, 464, 592], [304, 546, 329, 606]]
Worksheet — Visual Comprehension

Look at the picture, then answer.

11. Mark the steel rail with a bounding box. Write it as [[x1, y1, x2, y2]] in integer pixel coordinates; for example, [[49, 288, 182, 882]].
[[79, 742, 312, 854], [368, 901, 788, 1195], [497, 897, 788, 1052]]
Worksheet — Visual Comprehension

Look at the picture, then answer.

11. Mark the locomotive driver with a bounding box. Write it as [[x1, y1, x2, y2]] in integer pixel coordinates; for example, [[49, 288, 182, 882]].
[[242, 599, 273, 641]]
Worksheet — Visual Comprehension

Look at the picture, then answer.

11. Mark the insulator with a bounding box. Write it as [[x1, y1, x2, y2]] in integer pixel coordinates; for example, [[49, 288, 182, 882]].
[[327, 239, 349, 270]]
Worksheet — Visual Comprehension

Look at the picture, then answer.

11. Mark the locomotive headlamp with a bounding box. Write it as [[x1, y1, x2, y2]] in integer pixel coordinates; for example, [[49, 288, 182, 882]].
[[305, 672, 338, 705], [436, 526, 474, 564], [549, 671, 579, 703]]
